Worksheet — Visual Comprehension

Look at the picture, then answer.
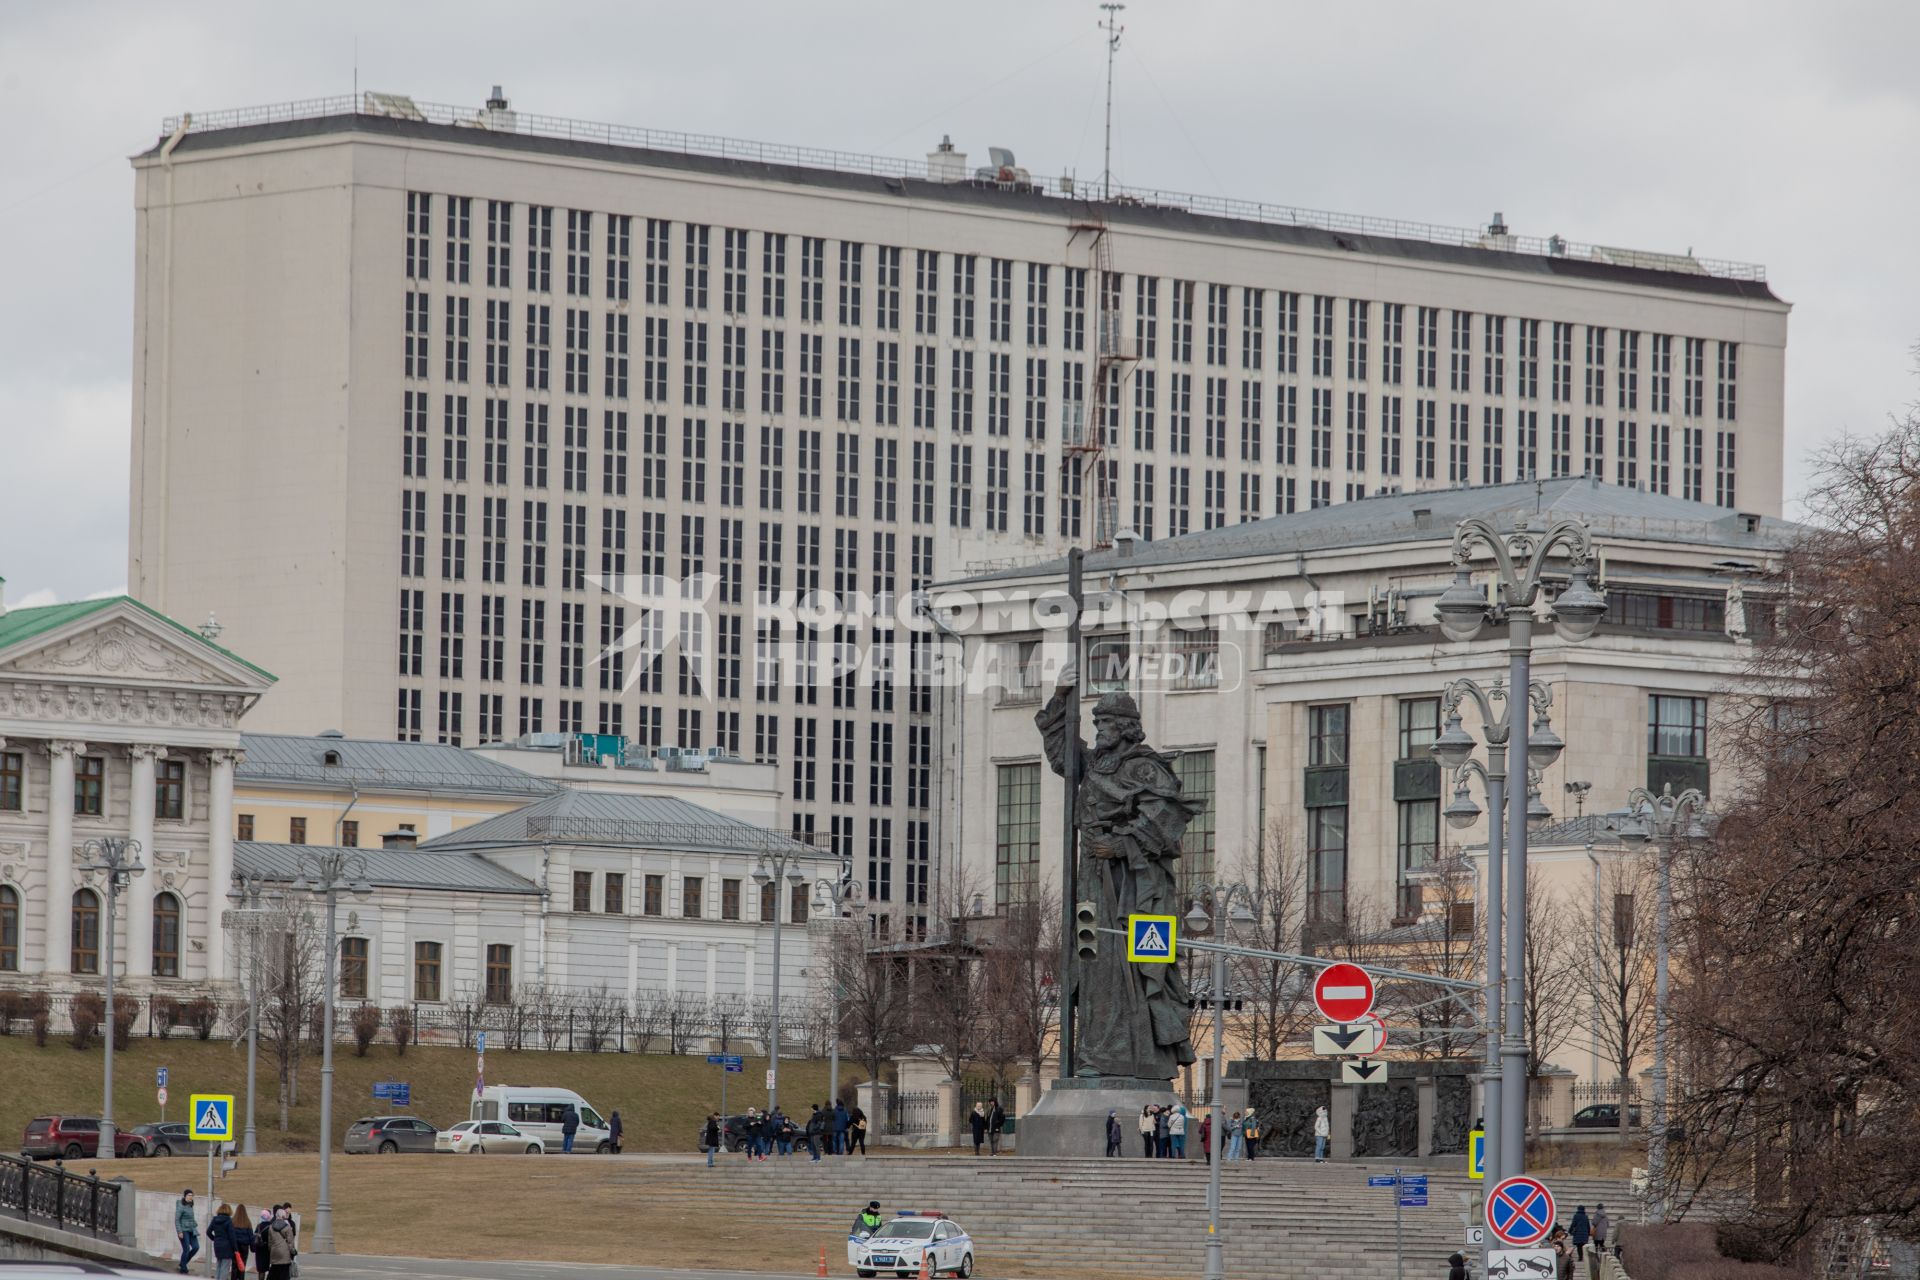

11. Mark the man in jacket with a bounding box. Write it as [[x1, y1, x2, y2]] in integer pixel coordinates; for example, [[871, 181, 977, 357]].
[[852, 1201, 884, 1237], [1312, 1104, 1330, 1162], [1570, 1205, 1592, 1260], [832, 1101, 850, 1155], [1592, 1204, 1610, 1257], [1105, 1109, 1123, 1157], [987, 1100, 1006, 1155], [174, 1190, 199, 1273], [1242, 1107, 1260, 1161], [561, 1105, 580, 1154], [804, 1104, 828, 1162], [702, 1113, 722, 1167]]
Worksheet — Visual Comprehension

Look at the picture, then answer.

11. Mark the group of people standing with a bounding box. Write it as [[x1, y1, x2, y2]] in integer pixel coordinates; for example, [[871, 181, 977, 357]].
[[175, 1190, 300, 1279], [1105, 1105, 1269, 1160], [967, 1101, 1006, 1156], [702, 1101, 868, 1166]]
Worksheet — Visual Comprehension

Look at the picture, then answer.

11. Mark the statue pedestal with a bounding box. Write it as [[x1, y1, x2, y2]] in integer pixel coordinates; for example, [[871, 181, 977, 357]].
[[1016, 1077, 1179, 1159]]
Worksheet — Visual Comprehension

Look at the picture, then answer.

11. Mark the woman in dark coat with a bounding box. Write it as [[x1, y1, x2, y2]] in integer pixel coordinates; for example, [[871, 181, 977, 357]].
[[608, 1110, 623, 1154], [969, 1102, 988, 1155], [1153, 1104, 1171, 1158], [1105, 1109, 1123, 1157], [848, 1105, 868, 1155]]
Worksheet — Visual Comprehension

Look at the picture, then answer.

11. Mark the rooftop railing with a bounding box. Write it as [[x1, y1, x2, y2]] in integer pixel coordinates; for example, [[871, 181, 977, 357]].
[[158, 92, 1767, 283]]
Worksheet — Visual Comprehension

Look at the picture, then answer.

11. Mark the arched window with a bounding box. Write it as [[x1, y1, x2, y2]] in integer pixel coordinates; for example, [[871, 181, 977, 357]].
[[71, 889, 100, 974], [0, 885, 19, 971], [152, 893, 181, 979]]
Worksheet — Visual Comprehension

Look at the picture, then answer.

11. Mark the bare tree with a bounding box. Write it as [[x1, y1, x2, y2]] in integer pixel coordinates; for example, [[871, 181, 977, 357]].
[[626, 987, 669, 1053], [1585, 855, 1656, 1144], [1228, 824, 1317, 1061], [709, 993, 748, 1053], [253, 897, 323, 1131], [1378, 851, 1484, 1062], [576, 983, 623, 1052], [832, 918, 914, 1086], [499, 984, 537, 1051], [1522, 877, 1582, 1135], [665, 990, 704, 1054], [977, 892, 1059, 1086]]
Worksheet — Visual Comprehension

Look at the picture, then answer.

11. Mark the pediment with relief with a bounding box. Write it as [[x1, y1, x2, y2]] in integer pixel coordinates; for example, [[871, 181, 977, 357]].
[[2, 618, 237, 689]]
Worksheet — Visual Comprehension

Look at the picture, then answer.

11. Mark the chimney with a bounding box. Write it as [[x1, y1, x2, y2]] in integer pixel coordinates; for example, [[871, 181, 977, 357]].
[[483, 86, 516, 132], [927, 135, 968, 184], [380, 829, 419, 851]]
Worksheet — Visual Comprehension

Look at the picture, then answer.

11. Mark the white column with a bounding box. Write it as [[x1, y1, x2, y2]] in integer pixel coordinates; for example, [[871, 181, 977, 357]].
[[126, 745, 164, 979], [207, 749, 239, 982], [43, 740, 84, 976]]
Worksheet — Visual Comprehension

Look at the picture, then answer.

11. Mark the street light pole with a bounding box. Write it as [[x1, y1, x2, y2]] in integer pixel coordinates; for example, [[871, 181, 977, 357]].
[[811, 860, 866, 1110], [225, 875, 276, 1158], [1436, 515, 1607, 1180], [755, 846, 811, 1114], [292, 849, 372, 1255], [1617, 784, 1710, 1223], [79, 838, 145, 1162], [1184, 882, 1255, 1280]]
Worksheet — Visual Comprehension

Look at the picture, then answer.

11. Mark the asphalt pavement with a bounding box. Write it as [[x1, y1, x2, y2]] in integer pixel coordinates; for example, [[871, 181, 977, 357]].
[[298, 1259, 821, 1280]]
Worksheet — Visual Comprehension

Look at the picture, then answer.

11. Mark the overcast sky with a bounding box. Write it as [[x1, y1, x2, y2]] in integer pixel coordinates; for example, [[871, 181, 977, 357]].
[[3, 0, 1917, 607]]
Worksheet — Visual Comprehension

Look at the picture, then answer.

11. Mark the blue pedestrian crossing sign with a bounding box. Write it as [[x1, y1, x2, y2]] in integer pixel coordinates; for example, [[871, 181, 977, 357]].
[[188, 1094, 234, 1142], [1127, 914, 1177, 963], [1469, 1128, 1486, 1180]]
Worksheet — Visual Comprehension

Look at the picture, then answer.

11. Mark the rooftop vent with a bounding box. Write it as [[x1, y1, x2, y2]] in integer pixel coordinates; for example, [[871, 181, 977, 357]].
[[322, 749, 342, 767], [1488, 211, 1509, 237], [380, 829, 419, 851], [482, 86, 516, 132], [1737, 512, 1762, 535], [926, 135, 968, 184], [318, 729, 346, 739]]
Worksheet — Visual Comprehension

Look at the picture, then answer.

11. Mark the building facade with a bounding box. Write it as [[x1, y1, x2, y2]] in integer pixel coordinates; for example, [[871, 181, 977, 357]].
[[128, 90, 1789, 943], [930, 477, 1796, 1082], [0, 597, 274, 986]]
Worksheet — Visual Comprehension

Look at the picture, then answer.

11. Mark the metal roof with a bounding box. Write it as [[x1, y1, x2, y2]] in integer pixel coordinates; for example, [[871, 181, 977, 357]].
[[140, 105, 1776, 300], [424, 789, 818, 858], [237, 733, 559, 797], [953, 476, 1803, 585], [234, 842, 541, 896]]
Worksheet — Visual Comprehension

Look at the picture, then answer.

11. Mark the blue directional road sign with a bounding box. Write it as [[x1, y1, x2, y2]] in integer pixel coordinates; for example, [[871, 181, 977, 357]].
[[372, 1081, 412, 1106], [156, 1067, 168, 1089], [1486, 1175, 1557, 1248], [189, 1094, 234, 1142], [1398, 1175, 1428, 1208], [707, 1053, 744, 1068], [1368, 1175, 1399, 1188]]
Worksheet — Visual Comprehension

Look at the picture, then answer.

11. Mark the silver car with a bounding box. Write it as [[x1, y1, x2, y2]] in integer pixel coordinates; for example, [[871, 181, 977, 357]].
[[343, 1115, 439, 1154]]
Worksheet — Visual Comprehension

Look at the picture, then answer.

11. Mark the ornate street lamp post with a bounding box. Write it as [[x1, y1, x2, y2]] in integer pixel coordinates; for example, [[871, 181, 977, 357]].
[[810, 860, 866, 1112], [1434, 515, 1605, 1178], [78, 837, 145, 1161], [753, 848, 810, 1114], [291, 849, 371, 1254], [1184, 881, 1256, 1280]]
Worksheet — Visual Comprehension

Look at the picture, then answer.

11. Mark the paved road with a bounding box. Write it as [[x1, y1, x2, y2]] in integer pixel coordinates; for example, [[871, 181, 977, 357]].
[[299, 1258, 821, 1280]]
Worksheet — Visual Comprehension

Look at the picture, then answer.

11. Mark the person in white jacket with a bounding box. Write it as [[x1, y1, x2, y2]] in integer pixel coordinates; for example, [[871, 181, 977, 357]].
[[1313, 1105, 1331, 1162], [1168, 1104, 1188, 1159]]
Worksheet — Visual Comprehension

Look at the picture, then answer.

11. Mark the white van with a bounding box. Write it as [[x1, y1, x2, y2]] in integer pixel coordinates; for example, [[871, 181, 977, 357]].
[[470, 1085, 613, 1154]]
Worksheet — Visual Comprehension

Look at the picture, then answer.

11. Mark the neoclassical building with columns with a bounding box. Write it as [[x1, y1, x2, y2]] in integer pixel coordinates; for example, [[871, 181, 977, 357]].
[[0, 595, 274, 987]]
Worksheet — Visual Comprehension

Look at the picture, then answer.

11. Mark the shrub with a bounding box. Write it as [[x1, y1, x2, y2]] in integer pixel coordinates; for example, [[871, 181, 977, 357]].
[[110, 995, 137, 1050], [1629, 1223, 1803, 1280], [351, 1003, 381, 1056], [181, 997, 220, 1041], [0, 989, 24, 1034], [388, 1006, 414, 1057], [154, 997, 180, 1039], [69, 994, 102, 1050], [31, 1002, 50, 1047]]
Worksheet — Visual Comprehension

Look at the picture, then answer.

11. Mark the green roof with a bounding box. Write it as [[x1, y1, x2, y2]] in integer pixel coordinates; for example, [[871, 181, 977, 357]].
[[0, 596, 275, 683]]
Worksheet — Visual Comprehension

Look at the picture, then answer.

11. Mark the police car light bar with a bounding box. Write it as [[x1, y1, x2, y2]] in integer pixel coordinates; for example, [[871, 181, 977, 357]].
[[895, 1211, 946, 1219]]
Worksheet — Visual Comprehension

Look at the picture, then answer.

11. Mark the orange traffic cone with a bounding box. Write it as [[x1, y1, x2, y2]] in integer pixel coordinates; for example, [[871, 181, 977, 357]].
[[919, 1249, 933, 1280], [818, 1245, 829, 1278]]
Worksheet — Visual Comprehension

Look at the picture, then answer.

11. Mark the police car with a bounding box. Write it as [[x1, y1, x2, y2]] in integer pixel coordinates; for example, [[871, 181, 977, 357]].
[[848, 1211, 975, 1279]]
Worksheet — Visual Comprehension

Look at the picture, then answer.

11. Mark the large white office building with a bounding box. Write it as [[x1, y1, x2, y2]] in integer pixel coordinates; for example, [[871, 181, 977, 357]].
[[127, 90, 1789, 942]]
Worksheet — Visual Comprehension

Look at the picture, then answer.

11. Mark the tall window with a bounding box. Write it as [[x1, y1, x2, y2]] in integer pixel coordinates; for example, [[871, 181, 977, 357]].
[[237, 814, 254, 841], [152, 759, 185, 820], [1173, 750, 1217, 894], [573, 870, 594, 912], [1395, 699, 1441, 885], [1649, 695, 1707, 759], [1308, 705, 1349, 766], [994, 763, 1041, 909], [1397, 697, 1439, 760], [484, 944, 513, 1004], [414, 941, 443, 1001], [604, 872, 625, 914], [340, 820, 359, 847], [289, 817, 308, 845], [0, 885, 16, 970], [74, 756, 104, 816], [1306, 705, 1350, 928], [759, 879, 779, 924], [644, 875, 664, 916], [721, 878, 742, 921], [150, 892, 182, 978], [0, 751, 20, 811], [339, 936, 368, 999], [682, 876, 704, 919], [72, 889, 101, 974]]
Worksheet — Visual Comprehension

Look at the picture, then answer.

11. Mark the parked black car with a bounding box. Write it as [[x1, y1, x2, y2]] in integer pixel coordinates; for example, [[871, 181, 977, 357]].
[[1571, 1103, 1641, 1128], [124, 1122, 217, 1158], [692, 1113, 759, 1154]]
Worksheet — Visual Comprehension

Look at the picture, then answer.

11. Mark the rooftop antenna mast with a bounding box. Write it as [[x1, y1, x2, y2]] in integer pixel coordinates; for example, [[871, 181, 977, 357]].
[[1099, 3, 1125, 201]]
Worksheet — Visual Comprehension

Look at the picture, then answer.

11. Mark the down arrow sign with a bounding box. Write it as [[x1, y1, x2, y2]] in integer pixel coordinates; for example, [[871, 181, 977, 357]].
[[1347, 1060, 1383, 1082], [1326, 1026, 1368, 1051]]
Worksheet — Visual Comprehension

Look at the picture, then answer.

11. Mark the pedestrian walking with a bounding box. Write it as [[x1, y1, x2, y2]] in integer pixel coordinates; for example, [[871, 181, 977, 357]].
[[833, 1100, 850, 1155], [1138, 1106, 1155, 1158], [970, 1102, 988, 1156], [230, 1204, 254, 1279], [758, 1109, 780, 1161], [988, 1099, 1006, 1155], [260, 1208, 296, 1280], [702, 1111, 722, 1167], [803, 1104, 827, 1161], [1225, 1111, 1244, 1161], [1199, 1111, 1213, 1163], [1168, 1103, 1188, 1159], [174, 1190, 199, 1274], [1313, 1105, 1330, 1162], [1571, 1205, 1591, 1260], [206, 1203, 235, 1280], [1153, 1104, 1170, 1158], [608, 1110, 623, 1155], [1592, 1204, 1610, 1256], [848, 1105, 868, 1155], [561, 1104, 580, 1154], [278, 1203, 298, 1258], [1448, 1252, 1469, 1280], [1105, 1109, 1123, 1157], [1243, 1108, 1260, 1161]]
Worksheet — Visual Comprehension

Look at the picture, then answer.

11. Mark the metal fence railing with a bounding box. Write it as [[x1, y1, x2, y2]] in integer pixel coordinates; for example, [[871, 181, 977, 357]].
[[0, 1152, 122, 1243], [888, 1090, 941, 1135], [1573, 1080, 1643, 1105], [157, 93, 1767, 283]]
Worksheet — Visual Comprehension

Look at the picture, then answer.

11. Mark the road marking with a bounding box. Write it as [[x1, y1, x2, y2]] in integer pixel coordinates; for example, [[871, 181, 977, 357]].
[[1321, 985, 1367, 999]]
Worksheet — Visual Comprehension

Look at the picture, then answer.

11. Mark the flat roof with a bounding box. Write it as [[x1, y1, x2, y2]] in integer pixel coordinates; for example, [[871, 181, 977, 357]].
[[140, 95, 1775, 301]]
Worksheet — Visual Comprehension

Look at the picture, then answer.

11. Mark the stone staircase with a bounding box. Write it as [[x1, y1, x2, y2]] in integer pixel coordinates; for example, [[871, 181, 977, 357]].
[[607, 1156, 1636, 1280]]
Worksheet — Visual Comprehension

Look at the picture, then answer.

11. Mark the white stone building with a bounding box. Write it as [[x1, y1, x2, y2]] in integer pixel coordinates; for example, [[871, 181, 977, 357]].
[[126, 90, 1788, 943], [0, 596, 274, 987], [928, 476, 1797, 1082]]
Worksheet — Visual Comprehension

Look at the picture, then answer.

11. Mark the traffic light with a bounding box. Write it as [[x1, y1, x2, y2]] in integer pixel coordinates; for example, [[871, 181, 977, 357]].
[[1075, 900, 1099, 961]]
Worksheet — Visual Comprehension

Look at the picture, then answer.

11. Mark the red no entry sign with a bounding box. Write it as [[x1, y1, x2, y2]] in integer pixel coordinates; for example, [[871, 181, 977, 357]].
[[1486, 1175, 1557, 1247], [1313, 963, 1376, 1023]]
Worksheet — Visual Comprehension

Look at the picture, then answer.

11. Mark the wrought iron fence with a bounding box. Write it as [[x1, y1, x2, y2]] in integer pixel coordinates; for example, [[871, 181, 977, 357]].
[[888, 1090, 941, 1135], [0, 1152, 121, 1242], [1573, 1080, 1642, 1104]]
